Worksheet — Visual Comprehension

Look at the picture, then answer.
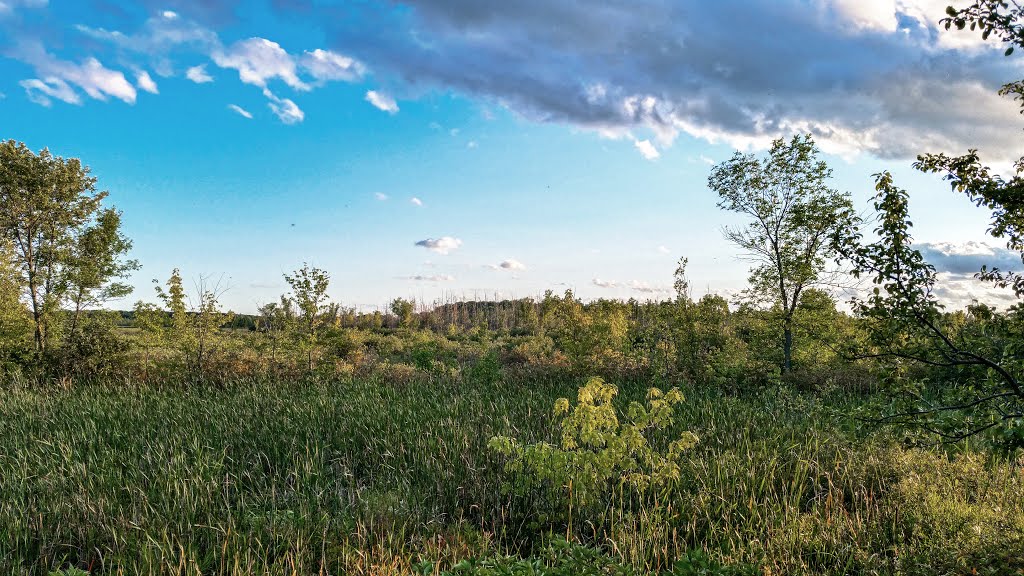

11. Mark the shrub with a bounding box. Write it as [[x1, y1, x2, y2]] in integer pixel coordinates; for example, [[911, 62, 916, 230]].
[[489, 377, 699, 527]]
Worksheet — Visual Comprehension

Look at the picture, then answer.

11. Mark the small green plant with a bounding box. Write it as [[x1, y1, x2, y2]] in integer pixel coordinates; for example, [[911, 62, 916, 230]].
[[489, 377, 699, 508], [48, 568, 89, 576]]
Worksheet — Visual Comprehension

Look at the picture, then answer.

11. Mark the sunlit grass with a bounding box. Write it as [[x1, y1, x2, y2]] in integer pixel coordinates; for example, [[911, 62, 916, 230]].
[[0, 374, 1020, 575]]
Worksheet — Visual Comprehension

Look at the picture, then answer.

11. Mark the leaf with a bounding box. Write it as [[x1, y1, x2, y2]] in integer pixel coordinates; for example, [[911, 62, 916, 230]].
[[1006, 46, 1015, 56]]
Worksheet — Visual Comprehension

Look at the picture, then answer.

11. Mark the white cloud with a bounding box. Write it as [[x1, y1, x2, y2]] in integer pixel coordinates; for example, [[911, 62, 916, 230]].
[[915, 241, 1022, 275], [135, 70, 158, 94], [301, 48, 365, 82], [262, 88, 303, 124], [365, 90, 399, 114], [467, 140, 478, 148], [374, 192, 389, 200], [628, 280, 672, 295], [404, 274, 455, 282], [75, 11, 219, 58], [0, 0, 48, 15], [19, 77, 78, 106], [657, 245, 671, 254], [829, 0, 900, 33], [634, 139, 660, 160], [227, 103, 252, 118], [212, 37, 310, 91], [698, 154, 715, 165], [592, 278, 671, 295], [329, 0, 1024, 161], [489, 259, 526, 271], [185, 64, 213, 83], [410, 197, 423, 206], [415, 236, 462, 254], [932, 271, 1019, 310], [17, 43, 136, 105]]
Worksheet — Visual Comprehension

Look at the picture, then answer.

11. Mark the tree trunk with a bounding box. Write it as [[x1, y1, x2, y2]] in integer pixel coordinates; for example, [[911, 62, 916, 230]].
[[782, 316, 793, 374]]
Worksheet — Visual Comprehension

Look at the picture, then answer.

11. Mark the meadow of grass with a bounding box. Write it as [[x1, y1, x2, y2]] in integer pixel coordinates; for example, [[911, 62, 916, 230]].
[[1, 369, 1021, 576]]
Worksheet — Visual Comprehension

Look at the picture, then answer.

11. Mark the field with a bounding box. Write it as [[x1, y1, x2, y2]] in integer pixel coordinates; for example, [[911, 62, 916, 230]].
[[2, 370, 1022, 576]]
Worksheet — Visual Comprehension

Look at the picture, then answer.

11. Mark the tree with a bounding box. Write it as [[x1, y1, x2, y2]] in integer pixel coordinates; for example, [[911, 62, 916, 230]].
[[0, 140, 135, 358], [283, 263, 331, 371], [837, 173, 1024, 449], [0, 240, 31, 368], [708, 134, 855, 373], [255, 296, 296, 366], [828, 2, 1024, 449], [64, 208, 139, 343], [390, 297, 417, 329], [152, 268, 233, 381]]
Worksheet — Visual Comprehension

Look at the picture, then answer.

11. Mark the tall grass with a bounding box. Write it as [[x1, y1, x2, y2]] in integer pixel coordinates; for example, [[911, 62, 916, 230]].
[[0, 374, 1020, 575]]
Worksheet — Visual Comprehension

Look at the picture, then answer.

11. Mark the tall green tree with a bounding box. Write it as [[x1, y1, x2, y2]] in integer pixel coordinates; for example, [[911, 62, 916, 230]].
[[0, 140, 135, 358], [0, 240, 31, 367], [284, 263, 331, 371], [65, 208, 139, 341], [708, 134, 855, 373]]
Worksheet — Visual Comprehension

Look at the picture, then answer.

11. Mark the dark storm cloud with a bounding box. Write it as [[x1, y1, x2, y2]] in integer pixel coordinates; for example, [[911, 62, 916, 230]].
[[312, 0, 1024, 159]]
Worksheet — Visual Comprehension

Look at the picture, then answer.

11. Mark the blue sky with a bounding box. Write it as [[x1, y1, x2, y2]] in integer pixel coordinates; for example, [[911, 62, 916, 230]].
[[1, 0, 1022, 313]]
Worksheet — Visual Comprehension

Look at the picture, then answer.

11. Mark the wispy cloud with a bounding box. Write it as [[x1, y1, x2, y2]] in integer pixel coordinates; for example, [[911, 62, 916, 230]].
[[262, 88, 303, 124], [657, 245, 671, 255], [365, 90, 399, 114], [410, 197, 423, 206], [415, 236, 462, 255], [374, 192, 389, 201], [185, 64, 213, 83], [228, 103, 252, 118], [16, 41, 136, 105], [60, 11, 363, 123], [302, 48, 365, 83], [403, 274, 455, 282], [592, 278, 671, 295]]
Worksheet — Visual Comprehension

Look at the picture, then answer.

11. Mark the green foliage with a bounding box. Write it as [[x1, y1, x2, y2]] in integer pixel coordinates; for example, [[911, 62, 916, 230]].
[[3, 374, 1022, 574], [391, 297, 418, 329], [709, 134, 855, 373], [541, 291, 630, 371], [0, 140, 137, 364], [151, 268, 234, 381], [838, 172, 1024, 450], [283, 263, 332, 371], [490, 377, 698, 511], [49, 311, 131, 381], [48, 569, 89, 576], [0, 240, 32, 371], [430, 538, 757, 576]]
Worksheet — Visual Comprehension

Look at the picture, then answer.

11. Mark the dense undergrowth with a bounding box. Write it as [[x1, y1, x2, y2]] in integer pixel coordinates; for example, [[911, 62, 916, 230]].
[[1, 370, 1021, 575]]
